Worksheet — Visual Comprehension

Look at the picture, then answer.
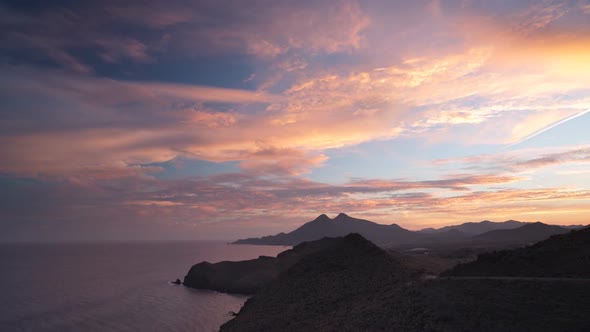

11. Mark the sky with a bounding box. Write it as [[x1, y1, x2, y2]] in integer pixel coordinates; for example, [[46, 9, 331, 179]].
[[1, 0, 590, 242]]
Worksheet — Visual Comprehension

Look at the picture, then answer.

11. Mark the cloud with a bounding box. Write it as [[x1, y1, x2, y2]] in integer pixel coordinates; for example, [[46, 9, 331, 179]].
[[189, 111, 237, 128], [434, 145, 590, 174], [96, 39, 154, 63], [344, 174, 524, 192], [239, 148, 328, 176], [0, 65, 409, 177], [2, 1, 590, 240], [3, 0, 590, 188], [104, 2, 197, 28], [3, 168, 588, 240], [0, 0, 370, 77], [508, 0, 569, 34], [516, 147, 590, 169], [192, 0, 370, 58], [4, 0, 590, 150]]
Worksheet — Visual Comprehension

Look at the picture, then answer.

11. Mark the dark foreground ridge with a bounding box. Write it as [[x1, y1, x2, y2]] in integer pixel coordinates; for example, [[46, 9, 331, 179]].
[[445, 225, 590, 277], [221, 233, 418, 331], [220, 229, 590, 332]]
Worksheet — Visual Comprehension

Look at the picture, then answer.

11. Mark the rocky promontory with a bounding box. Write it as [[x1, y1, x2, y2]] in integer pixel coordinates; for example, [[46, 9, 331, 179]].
[[183, 236, 345, 294]]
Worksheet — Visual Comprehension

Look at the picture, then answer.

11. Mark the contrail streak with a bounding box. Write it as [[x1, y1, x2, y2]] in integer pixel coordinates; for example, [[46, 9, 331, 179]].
[[507, 109, 590, 148]]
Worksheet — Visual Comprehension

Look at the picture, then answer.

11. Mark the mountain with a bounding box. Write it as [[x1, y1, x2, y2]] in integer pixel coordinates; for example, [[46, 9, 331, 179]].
[[183, 236, 344, 294], [419, 219, 526, 236], [445, 225, 590, 277], [563, 224, 586, 230], [472, 222, 570, 244], [233, 213, 420, 246], [233, 214, 586, 248], [221, 234, 418, 331]]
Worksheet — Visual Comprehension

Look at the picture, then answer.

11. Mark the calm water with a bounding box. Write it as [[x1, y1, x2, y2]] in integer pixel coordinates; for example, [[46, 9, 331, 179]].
[[0, 241, 287, 332]]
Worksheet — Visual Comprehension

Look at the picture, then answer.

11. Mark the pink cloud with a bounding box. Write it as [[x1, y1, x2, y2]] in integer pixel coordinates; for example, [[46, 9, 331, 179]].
[[96, 38, 154, 63], [515, 148, 590, 169], [434, 146, 590, 174], [239, 148, 328, 176]]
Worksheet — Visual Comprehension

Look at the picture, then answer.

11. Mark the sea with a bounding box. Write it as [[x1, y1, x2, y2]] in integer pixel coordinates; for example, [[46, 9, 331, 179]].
[[0, 241, 287, 332]]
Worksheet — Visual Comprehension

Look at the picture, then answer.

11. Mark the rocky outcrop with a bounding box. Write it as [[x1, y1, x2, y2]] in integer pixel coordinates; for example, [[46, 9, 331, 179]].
[[183, 236, 344, 294], [183, 256, 279, 294], [220, 233, 418, 331]]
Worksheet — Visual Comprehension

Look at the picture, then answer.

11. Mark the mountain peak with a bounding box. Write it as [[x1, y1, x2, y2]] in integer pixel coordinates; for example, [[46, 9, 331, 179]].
[[525, 221, 549, 227], [315, 214, 331, 222], [335, 213, 349, 220]]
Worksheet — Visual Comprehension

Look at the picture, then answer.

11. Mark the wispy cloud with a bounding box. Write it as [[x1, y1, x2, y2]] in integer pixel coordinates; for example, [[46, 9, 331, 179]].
[[435, 146, 590, 173], [515, 147, 590, 169]]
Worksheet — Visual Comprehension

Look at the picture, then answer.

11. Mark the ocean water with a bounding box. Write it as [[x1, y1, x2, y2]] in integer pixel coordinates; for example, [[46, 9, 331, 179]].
[[0, 241, 287, 332]]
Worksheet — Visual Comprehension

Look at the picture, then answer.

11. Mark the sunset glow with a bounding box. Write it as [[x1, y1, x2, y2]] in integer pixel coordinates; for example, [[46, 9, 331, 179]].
[[1, 0, 590, 241]]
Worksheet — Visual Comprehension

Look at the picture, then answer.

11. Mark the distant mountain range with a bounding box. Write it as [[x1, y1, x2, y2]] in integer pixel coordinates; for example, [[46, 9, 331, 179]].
[[472, 222, 570, 244], [233, 213, 584, 247], [417, 219, 525, 235], [233, 213, 419, 246]]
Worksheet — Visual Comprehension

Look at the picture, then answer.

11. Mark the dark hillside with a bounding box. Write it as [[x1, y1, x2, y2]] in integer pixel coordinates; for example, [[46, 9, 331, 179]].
[[221, 234, 421, 331], [222, 231, 590, 331], [183, 237, 342, 294], [446, 226, 590, 277]]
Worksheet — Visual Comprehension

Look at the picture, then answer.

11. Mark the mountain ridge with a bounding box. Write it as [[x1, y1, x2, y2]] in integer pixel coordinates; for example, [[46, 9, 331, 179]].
[[233, 213, 420, 246], [472, 222, 570, 244], [233, 213, 584, 246], [417, 219, 525, 235]]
